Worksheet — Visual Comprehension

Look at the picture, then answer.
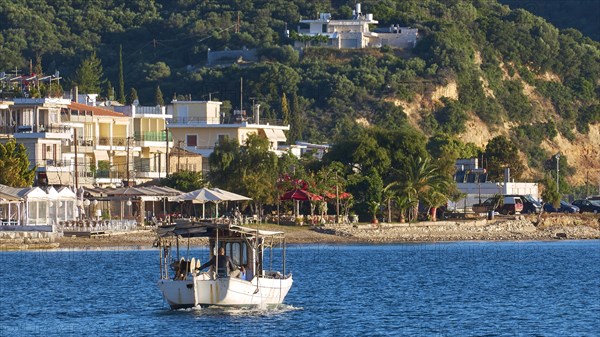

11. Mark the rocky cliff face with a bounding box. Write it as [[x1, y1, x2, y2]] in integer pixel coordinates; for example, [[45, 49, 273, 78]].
[[391, 67, 599, 187]]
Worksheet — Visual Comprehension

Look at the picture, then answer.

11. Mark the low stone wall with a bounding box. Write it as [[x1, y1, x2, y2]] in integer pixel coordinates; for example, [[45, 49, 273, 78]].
[[317, 215, 600, 242], [0, 230, 61, 250]]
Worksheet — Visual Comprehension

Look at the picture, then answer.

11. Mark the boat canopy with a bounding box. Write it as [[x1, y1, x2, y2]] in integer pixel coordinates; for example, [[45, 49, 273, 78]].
[[157, 222, 284, 239]]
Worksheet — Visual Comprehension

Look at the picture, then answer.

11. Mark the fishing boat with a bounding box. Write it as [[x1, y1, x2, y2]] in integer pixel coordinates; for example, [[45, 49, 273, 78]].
[[156, 221, 293, 309]]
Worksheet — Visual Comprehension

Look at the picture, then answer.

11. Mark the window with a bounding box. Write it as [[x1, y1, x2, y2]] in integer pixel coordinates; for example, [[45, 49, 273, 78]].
[[225, 242, 247, 266], [217, 134, 228, 144], [186, 135, 197, 147]]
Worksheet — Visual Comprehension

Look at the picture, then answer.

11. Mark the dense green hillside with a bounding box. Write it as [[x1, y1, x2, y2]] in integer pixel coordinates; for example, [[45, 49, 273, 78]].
[[499, 0, 600, 41], [1, 0, 599, 184]]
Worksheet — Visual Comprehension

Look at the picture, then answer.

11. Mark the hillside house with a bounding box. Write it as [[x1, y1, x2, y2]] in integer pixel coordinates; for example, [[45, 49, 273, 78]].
[[166, 100, 290, 174], [294, 3, 417, 49]]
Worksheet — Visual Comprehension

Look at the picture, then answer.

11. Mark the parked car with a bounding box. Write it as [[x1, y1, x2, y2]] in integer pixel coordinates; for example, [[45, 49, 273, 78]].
[[505, 194, 542, 214], [572, 199, 600, 213], [543, 201, 580, 214], [473, 196, 524, 215]]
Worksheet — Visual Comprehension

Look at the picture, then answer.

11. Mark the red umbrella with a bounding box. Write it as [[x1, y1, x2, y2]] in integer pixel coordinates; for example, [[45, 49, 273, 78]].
[[280, 189, 323, 201], [324, 191, 352, 199]]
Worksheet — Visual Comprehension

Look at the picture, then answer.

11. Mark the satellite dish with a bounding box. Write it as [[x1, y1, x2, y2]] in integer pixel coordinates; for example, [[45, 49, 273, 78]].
[[133, 99, 139, 106]]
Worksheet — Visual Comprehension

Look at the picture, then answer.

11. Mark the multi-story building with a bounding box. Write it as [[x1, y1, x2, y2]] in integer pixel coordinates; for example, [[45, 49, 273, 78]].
[[113, 103, 173, 182], [64, 102, 137, 187], [1, 92, 290, 186], [0, 100, 13, 133], [294, 3, 417, 49], [167, 99, 290, 174], [0, 98, 73, 186], [0, 97, 147, 188]]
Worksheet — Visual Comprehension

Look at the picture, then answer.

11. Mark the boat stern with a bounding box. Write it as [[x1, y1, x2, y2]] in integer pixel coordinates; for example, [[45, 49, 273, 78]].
[[157, 279, 196, 309]]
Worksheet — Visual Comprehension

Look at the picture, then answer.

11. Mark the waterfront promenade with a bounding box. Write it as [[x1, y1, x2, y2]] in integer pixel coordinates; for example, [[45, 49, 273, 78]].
[[1, 213, 596, 250]]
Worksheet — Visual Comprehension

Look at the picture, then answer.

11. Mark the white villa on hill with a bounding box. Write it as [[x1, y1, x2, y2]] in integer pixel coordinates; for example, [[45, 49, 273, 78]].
[[294, 3, 418, 49]]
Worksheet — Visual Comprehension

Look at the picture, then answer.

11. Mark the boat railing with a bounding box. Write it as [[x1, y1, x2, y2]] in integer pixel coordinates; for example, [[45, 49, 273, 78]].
[[262, 270, 291, 279]]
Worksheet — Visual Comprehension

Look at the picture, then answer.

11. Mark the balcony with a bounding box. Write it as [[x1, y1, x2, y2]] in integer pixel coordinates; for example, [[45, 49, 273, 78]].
[[75, 137, 95, 147], [168, 117, 287, 126], [36, 159, 72, 171], [135, 106, 164, 115], [134, 131, 172, 142], [96, 167, 165, 180], [5, 124, 72, 138], [97, 137, 139, 147]]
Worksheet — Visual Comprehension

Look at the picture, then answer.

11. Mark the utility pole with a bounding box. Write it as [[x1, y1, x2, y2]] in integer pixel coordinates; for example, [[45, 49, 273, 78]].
[[157, 151, 162, 180], [555, 153, 560, 195], [74, 128, 79, 189], [584, 170, 588, 197], [335, 171, 340, 224], [240, 77, 243, 114], [177, 140, 183, 172], [165, 128, 170, 176], [126, 136, 131, 186]]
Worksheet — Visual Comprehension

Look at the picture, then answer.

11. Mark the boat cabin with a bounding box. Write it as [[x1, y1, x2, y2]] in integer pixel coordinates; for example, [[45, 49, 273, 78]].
[[156, 222, 293, 308], [157, 222, 288, 282]]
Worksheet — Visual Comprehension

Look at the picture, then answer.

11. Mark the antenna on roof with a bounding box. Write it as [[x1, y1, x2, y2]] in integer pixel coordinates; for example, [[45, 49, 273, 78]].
[[240, 77, 243, 113]]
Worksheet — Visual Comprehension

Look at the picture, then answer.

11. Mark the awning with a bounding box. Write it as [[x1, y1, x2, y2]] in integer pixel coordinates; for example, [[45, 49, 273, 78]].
[[93, 150, 110, 161], [264, 129, 287, 143]]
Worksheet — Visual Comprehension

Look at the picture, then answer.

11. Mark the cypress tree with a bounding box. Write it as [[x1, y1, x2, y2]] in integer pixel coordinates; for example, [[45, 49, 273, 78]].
[[34, 54, 43, 75], [281, 92, 290, 125], [288, 92, 304, 144], [118, 44, 125, 104], [106, 81, 114, 100], [155, 85, 164, 106], [128, 87, 138, 105]]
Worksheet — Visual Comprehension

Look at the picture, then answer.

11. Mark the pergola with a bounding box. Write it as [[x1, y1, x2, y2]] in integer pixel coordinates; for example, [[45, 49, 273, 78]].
[[83, 186, 183, 223]]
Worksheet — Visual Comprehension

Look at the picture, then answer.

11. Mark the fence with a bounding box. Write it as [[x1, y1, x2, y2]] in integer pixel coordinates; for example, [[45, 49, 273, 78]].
[[58, 219, 138, 233]]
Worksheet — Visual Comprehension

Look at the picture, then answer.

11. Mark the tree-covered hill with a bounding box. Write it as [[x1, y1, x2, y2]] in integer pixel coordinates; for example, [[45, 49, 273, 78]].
[[1, 0, 599, 185], [499, 0, 600, 42]]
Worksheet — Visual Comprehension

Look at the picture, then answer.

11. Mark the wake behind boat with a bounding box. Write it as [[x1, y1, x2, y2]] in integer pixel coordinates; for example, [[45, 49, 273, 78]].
[[156, 221, 293, 309]]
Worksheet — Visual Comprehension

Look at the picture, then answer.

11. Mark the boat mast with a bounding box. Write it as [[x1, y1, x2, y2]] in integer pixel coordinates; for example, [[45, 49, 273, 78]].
[[215, 226, 219, 277], [176, 236, 180, 261], [283, 237, 286, 276]]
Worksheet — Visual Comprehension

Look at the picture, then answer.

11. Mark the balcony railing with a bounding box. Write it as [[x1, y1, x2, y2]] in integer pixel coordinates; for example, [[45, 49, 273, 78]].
[[168, 117, 287, 126], [97, 137, 137, 147], [1, 124, 71, 134], [96, 168, 164, 179], [75, 137, 95, 147], [168, 117, 219, 124], [36, 159, 71, 168], [136, 106, 164, 115], [134, 131, 172, 142]]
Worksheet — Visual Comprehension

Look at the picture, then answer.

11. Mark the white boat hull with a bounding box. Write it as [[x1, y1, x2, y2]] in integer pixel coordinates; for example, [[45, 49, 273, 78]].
[[158, 273, 293, 309]]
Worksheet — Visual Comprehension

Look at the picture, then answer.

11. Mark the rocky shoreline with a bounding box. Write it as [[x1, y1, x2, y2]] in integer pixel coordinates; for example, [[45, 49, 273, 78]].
[[1, 214, 599, 250], [316, 214, 600, 243]]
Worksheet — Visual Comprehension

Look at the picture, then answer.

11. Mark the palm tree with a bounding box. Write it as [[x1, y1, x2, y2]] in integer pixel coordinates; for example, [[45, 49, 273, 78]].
[[401, 156, 450, 221], [393, 193, 417, 223], [382, 181, 397, 223], [422, 189, 448, 221]]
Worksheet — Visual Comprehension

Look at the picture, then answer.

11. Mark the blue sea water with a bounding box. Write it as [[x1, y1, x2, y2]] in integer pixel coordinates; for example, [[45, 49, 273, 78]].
[[1, 241, 599, 336]]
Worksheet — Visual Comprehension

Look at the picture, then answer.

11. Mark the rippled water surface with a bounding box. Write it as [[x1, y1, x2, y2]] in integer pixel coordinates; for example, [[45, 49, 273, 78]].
[[1, 241, 599, 336]]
